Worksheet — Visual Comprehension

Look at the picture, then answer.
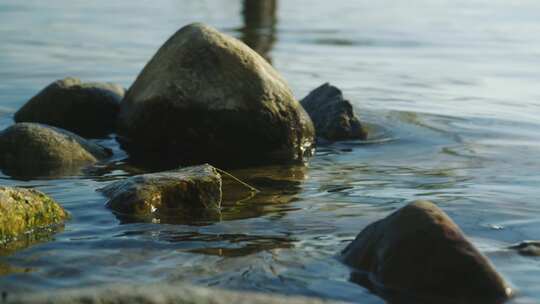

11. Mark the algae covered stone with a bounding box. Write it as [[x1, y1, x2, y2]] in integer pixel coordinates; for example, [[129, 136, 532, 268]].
[[0, 186, 68, 244], [301, 83, 367, 141], [14, 77, 124, 138], [341, 200, 511, 304], [117, 23, 315, 167], [100, 164, 222, 217], [0, 123, 111, 176]]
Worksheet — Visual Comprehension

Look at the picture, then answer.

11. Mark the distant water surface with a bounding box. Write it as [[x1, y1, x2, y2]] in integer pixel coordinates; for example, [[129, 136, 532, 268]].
[[1, 1, 540, 303]]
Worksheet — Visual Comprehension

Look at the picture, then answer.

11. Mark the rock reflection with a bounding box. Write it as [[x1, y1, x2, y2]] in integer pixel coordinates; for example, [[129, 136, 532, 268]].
[[110, 164, 307, 226], [0, 226, 62, 276], [112, 208, 222, 226], [0, 163, 84, 181], [241, 0, 277, 62], [0, 263, 30, 276], [1, 226, 64, 254], [222, 164, 306, 221], [161, 232, 293, 257]]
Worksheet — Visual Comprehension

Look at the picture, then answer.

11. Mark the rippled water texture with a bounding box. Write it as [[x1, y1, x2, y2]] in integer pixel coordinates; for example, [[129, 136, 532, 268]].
[[1, 1, 540, 303]]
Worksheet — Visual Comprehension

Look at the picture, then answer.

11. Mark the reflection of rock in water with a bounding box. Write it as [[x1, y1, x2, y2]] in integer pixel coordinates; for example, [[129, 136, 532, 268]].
[[241, 0, 277, 62], [222, 164, 306, 221], [0, 263, 30, 276], [0, 225, 62, 277], [1, 225, 64, 257], [160, 232, 293, 257]]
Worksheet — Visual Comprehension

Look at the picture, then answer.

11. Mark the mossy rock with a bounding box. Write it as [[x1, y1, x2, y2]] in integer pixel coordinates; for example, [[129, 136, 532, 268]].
[[0, 186, 68, 246], [117, 23, 315, 167], [14, 77, 124, 138]]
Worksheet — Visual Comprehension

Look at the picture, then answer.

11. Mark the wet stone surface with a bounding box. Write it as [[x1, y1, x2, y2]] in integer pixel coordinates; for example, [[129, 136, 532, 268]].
[[14, 77, 124, 138]]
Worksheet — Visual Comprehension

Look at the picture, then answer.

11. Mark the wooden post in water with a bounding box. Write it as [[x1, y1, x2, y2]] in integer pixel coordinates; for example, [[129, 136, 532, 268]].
[[241, 0, 277, 63]]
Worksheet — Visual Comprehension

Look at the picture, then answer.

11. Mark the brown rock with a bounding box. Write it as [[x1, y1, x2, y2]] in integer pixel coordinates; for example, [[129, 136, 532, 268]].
[[100, 164, 222, 219], [341, 200, 511, 304]]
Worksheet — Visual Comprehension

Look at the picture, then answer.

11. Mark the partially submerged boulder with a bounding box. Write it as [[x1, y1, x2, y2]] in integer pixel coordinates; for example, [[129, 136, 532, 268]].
[[301, 83, 367, 141], [509, 241, 540, 257], [117, 23, 315, 167], [341, 200, 511, 304], [0, 186, 68, 245], [0, 123, 111, 176], [15, 77, 124, 138], [100, 164, 222, 218]]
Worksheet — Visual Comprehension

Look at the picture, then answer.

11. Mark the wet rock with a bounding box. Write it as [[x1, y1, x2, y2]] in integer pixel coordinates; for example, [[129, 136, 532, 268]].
[[341, 200, 511, 304], [509, 241, 540, 257], [0, 123, 111, 177], [300, 83, 367, 141], [0, 186, 68, 245], [10, 282, 340, 304], [14, 77, 124, 138], [100, 164, 222, 218], [117, 23, 315, 168]]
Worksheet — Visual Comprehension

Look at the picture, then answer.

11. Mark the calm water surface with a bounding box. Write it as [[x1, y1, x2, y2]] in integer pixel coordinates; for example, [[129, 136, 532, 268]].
[[1, 1, 540, 303]]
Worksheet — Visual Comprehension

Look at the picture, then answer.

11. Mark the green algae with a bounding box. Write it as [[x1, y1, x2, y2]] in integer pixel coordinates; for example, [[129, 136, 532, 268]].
[[0, 186, 69, 247]]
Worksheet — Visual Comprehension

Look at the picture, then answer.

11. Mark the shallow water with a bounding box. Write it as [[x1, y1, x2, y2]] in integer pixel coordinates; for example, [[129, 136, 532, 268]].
[[1, 0, 540, 303]]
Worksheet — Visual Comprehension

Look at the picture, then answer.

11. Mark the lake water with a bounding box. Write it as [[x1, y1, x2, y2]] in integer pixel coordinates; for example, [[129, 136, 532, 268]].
[[1, 0, 540, 303]]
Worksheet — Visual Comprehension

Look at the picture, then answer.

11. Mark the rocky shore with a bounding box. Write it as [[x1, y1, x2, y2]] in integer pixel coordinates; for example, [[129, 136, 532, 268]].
[[0, 22, 520, 304]]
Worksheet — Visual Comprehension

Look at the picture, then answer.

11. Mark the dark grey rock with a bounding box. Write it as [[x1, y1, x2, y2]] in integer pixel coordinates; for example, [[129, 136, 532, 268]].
[[341, 200, 511, 304], [301, 83, 367, 141], [14, 77, 124, 138], [0, 123, 111, 177], [117, 23, 315, 168], [509, 241, 540, 257], [100, 164, 222, 218]]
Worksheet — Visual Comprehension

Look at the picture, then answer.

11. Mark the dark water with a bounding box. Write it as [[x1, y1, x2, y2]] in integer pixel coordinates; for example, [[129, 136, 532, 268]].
[[1, 1, 540, 303]]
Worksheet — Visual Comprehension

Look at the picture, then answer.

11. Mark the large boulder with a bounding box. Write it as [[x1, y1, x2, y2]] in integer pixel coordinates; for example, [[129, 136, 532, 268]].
[[0, 123, 111, 176], [341, 200, 511, 304], [14, 77, 124, 138], [301, 83, 367, 141], [117, 23, 315, 167], [100, 164, 222, 219], [0, 186, 68, 245]]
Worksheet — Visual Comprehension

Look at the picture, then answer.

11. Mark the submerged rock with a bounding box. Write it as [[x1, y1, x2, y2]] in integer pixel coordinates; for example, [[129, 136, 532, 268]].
[[0, 123, 111, 176], [14, 77, 124, 138], [0, 186, 68, 245], [341, 200, 511, 304], [117, 23, 315, 167], [509, 241, 540, 257], [10, 282, 339, 304], [300, 83, 367, 141], [100, 164, 222, 218]]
